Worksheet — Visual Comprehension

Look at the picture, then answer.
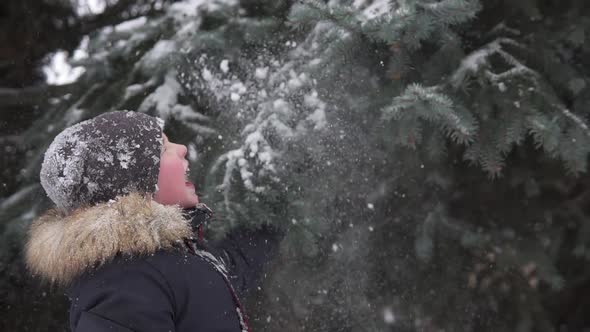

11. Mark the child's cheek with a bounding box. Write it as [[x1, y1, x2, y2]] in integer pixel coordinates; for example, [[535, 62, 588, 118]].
[[159, 157, 183, 179], [158, 158, 186, 195]]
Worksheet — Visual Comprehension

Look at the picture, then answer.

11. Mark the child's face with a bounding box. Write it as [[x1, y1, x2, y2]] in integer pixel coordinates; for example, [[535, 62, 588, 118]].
[[153, 134, 199, 208]]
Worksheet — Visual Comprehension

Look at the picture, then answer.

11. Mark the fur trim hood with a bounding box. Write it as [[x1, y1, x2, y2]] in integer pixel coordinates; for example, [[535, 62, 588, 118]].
[[25, 193, 193, 286]]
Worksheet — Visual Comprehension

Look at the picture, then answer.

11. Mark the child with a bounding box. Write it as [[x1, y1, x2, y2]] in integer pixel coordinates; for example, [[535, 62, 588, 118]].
[[25, 111, 279, 332]]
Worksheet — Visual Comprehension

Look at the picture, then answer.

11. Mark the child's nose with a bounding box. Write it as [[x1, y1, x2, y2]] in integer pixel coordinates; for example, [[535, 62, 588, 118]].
[[176, 144, 187, 158]]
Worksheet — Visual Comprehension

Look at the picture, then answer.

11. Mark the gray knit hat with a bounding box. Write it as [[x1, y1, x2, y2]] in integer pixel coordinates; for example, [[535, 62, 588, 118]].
[[40, 111, 165, 212]]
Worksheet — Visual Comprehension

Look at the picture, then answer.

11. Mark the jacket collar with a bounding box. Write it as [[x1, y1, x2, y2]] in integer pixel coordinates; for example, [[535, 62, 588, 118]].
[[182, 202, 213, 242], [25, 193, 193, 286]]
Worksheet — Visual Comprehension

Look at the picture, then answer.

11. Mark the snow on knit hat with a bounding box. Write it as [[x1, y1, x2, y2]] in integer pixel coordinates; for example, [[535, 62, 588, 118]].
[[40, 111, 165, 212]]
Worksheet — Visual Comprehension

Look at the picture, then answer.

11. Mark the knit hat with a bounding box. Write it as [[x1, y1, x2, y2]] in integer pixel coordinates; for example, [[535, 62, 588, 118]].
[[40, 111, 165, 212]]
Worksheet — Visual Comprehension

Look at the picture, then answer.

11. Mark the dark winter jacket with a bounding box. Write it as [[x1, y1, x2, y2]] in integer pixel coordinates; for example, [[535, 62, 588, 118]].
[[25, 193, 280, 332]]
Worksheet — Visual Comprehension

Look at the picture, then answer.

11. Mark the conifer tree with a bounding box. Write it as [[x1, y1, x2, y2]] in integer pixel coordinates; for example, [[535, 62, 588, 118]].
[[2, 0, 590, 330]]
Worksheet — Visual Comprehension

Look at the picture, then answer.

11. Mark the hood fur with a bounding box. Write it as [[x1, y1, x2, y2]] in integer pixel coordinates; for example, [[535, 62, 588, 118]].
[[25, 193, 193, 286]]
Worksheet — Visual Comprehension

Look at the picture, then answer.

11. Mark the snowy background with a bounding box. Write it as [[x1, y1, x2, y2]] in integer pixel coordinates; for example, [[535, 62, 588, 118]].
[[1, 0, 590, 331]]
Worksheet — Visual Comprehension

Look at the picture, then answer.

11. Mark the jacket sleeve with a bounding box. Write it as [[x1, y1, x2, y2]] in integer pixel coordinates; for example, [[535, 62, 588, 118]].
[[209, 224, 284, 298], [69, 259, 176, 332]]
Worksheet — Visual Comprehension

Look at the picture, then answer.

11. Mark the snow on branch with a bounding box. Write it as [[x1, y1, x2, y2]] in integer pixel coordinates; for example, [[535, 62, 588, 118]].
[[139, 70, 216, 136], [488, 22, 521, 37], [560, 108, 590, 137], [212, 58, 327, 211], [417, 0, 481, 24], [208, 36, 332, 214], [450, 38, 536, 88]]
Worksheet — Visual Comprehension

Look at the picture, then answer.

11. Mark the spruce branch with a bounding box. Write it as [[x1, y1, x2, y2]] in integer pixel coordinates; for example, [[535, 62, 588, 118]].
[[560, 108, 590, 138], [447, 32, 590, 174], [0, 82, 82, 108], [416, 0, 481, 25], [290, 0, 363, 34], [382, 83, 477, 148], [451, 37, 534, 89], [526, 114, 561, 154], [487, 22, 521, 38]]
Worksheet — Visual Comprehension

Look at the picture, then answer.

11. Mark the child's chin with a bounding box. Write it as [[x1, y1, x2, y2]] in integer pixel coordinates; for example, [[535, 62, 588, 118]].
[[184, 192, 199, 205]]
